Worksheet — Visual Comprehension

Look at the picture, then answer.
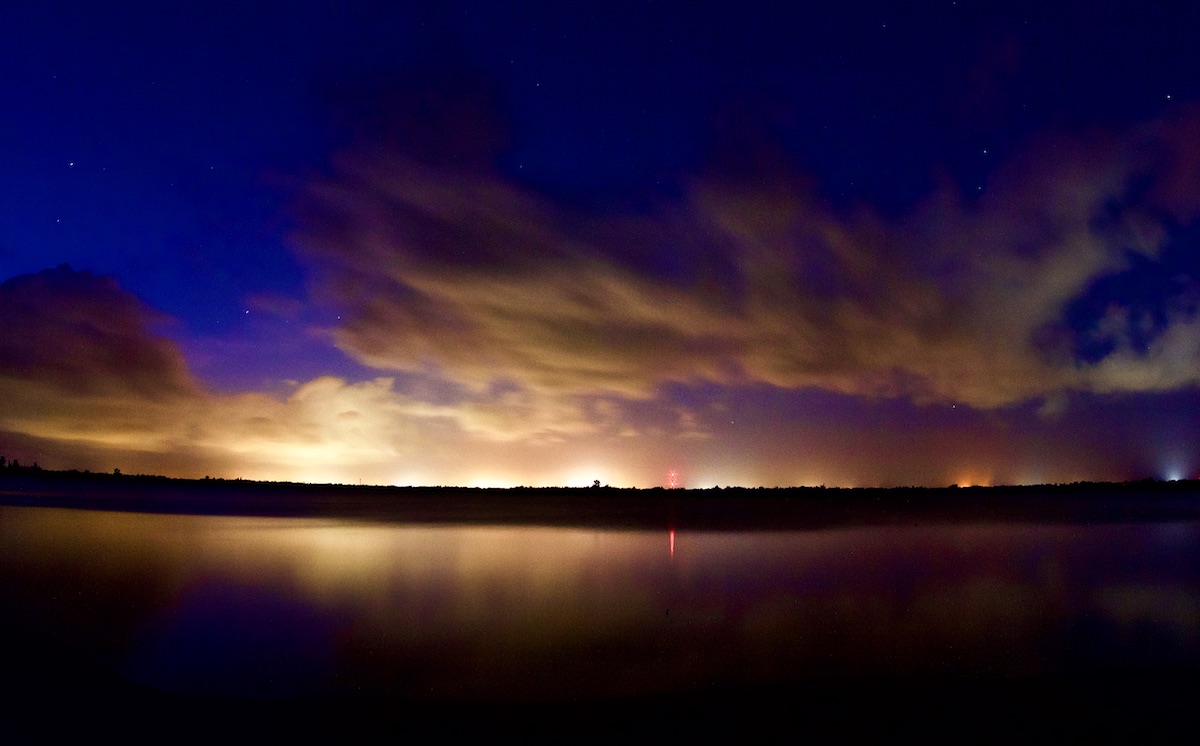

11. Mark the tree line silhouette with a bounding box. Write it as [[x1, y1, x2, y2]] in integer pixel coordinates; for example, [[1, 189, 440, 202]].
[[1, 454, 1195, 495]]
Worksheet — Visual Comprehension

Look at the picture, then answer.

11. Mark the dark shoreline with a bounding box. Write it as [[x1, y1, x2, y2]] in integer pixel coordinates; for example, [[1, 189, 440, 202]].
[[3, 469, 1200, 530]]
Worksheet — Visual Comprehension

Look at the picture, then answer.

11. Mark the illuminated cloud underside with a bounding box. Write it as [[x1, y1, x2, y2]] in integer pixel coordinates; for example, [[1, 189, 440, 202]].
[[300, 110, 1200, 410]]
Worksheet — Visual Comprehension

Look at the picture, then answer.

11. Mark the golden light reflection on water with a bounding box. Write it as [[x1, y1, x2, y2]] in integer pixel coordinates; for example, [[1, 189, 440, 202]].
[[4, 505, 1200, 700]]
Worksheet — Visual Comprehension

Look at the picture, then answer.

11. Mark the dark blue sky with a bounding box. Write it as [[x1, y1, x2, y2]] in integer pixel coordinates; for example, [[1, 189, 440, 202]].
[[1, 1, 1198, 485], [6, 2, 1196, 306]]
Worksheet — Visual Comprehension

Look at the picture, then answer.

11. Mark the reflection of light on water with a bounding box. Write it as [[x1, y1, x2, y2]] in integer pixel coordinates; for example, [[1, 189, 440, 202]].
[[216, 522, 656, 606], [1153, 522, 1199, 543], [1096, 584, 1200, 641], [8, 505, 1200, 700]]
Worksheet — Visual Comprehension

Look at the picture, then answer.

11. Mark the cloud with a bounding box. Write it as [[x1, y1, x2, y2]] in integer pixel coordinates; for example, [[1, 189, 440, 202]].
[[0, 266, 580, 480], [1, 265, 1182, 487], [0, 265, 196, 398], [296, 109, 1200, 413], [6, 106, 1200, 487]]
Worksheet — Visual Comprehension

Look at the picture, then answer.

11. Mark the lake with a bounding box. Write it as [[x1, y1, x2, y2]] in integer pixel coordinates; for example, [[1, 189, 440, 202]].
[[4, 499, 1200, 710]]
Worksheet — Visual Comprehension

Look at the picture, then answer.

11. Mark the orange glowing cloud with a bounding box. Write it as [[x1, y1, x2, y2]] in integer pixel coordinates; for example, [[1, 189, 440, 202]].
[[296, 108, 1200, 418]]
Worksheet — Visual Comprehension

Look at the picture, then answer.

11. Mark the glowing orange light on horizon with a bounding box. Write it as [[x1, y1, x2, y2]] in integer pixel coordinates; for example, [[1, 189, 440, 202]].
[[952, 470, 993, 488]]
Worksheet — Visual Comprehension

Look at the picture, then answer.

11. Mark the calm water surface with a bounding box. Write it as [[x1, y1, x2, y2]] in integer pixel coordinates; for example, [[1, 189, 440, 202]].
[[3, 505, 1199, 701]]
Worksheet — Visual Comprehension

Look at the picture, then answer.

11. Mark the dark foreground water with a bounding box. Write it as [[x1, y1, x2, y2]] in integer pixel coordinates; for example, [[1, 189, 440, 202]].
[[3, 495, 1200, 738]]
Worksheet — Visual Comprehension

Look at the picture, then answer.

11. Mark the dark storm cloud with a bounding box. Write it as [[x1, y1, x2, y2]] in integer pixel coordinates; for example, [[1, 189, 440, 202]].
[[0, 266, 207, 468], [0, 265, 196, 397], [297, 108, 1200, 411]]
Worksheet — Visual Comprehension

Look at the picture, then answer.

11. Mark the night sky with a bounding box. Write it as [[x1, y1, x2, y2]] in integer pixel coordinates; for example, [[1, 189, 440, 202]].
[[2, 1, 1198, 487]]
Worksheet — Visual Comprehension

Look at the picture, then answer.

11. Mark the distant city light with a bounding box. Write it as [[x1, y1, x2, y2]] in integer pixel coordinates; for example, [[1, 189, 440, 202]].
[[1160, 456, 1190, 483], [464, 476, 512, 489], [563, 466, 621, 488], [952, 471, 993, 488]]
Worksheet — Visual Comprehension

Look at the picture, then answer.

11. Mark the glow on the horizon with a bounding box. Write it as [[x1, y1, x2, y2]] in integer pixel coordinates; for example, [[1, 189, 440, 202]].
[[562, 466, 623, 488], [686, 471, 720, 488], [1012, 468, 1048, 486], [1159, 455, 1190, 483], [464, 475, 515, 489], [952, 470, 994, 488], [1162, 468, 1184, 482], [391, 472, 435, 487], [790, 480, 823, 488], [229, 464, 349, 485]]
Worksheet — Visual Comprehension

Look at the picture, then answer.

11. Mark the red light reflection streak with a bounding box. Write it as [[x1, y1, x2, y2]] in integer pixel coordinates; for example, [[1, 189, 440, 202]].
[[670, 529, 675, 558]]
